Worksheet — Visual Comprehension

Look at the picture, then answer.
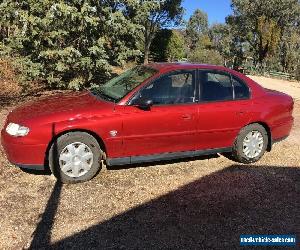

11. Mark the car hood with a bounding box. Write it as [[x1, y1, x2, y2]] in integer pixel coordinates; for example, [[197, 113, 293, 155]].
[[8, 91, 113, 124]]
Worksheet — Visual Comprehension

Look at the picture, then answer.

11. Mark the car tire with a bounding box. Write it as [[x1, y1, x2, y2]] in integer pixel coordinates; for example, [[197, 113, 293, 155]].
[[230, 123, 268, 164], [49, 132, 104, 184]]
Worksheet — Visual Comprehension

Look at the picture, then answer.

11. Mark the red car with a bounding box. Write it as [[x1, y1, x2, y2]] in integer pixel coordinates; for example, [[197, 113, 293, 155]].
[[1, 63, 294, 183]]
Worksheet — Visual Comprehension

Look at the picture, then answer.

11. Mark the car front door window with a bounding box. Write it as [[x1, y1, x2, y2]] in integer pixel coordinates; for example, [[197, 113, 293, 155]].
[[137, 71, 196, 105]]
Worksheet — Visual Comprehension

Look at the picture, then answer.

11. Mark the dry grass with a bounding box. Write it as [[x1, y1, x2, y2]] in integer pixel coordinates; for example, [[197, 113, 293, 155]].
[[0, 59, 22, 99], [0, 76, 299, 249]]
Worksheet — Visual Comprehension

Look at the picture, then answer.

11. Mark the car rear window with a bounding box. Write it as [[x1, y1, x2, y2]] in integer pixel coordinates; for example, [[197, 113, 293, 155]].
[[200, 72, 233, 102], [232, 76, 250, 99]]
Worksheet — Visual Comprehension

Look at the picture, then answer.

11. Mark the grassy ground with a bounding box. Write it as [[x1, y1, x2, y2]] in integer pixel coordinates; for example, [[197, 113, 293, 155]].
[[0, 76, 299, 249]]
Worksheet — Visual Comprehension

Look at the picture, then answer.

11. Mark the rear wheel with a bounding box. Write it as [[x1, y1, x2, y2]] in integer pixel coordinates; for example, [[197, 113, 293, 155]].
[[49, 132, 104, 183], [230, 124, 268, 164]]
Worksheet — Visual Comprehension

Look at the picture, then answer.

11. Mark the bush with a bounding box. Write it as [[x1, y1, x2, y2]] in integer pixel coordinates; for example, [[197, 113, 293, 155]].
[[150, 29, 185, 62], [150, 29, 173, 62], [0, 1, 141, 90], [166, 31, 185, 61], [188, 49, 223, 65], [295, 64, 300, 81]]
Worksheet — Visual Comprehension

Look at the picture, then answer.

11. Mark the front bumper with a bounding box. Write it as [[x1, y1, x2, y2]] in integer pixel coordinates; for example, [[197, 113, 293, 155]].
[[1, 129, 46, 170]]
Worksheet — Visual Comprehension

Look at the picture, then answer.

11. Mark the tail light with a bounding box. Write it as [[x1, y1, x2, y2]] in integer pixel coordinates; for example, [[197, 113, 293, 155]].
[[289, 99, 294, 113]]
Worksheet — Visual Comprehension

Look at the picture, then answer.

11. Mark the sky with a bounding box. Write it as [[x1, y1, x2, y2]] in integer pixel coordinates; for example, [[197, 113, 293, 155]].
[[182, 0, 232, 24]]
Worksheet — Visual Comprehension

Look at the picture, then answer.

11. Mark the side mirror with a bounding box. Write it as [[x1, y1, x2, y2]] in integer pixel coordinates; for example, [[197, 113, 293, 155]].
[[133, 98, 153, 110]]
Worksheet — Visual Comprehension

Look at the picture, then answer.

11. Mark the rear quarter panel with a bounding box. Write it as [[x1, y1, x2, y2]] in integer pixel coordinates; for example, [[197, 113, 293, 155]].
[[250, 91, 294, 140]]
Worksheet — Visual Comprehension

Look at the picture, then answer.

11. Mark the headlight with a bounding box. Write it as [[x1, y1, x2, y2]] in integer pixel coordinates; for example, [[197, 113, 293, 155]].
[[6, 123, 30, 137]]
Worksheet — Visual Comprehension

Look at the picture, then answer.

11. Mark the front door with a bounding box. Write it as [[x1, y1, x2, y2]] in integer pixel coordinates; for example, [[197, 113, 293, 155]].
[[121, 70, 199, 157]]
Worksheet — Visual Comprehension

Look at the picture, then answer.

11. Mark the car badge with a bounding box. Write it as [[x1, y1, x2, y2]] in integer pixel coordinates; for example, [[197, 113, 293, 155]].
[[109, 130, 118, 137]]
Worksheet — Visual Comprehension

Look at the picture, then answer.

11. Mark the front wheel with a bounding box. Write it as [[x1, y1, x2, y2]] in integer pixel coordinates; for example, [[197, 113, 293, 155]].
[[49, 132, 104, 183], [230, 124, 268, 164]]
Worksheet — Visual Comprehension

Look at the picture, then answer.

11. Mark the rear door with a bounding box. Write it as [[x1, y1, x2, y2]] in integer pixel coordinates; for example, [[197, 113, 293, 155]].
[[196, 70, 252, 150], [121, 69, 199, 157]]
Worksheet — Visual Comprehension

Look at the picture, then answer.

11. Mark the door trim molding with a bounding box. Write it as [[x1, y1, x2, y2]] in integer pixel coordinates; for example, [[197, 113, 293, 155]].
[[106, 147, 232, 166]]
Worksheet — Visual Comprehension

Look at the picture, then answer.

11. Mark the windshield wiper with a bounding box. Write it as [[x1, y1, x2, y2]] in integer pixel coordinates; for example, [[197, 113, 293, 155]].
[[90, 89, 116, 103]]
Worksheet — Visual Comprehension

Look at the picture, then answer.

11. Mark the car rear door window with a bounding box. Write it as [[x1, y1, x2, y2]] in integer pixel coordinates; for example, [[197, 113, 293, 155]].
[[200, 71, 233, 102], [139, 70, 196, 105], [232, 76, 250, 99]]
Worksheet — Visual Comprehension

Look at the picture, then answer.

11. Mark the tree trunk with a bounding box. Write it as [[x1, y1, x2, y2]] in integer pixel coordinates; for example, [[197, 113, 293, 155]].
[[143, 21, 156, 65], [143, 48, 149, 64], [258, 39, 269, 65], [143, 39, 151, 64]]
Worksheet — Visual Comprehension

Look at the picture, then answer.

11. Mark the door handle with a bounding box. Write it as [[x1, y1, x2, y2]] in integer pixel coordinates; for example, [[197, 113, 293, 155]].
[[182, 114, 192, 120], [236, 111, 246, 116]]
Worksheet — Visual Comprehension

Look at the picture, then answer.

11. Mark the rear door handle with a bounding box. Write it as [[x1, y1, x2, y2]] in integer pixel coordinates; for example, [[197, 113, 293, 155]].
[[237, 111, 246, 115], [182, 114, 192, 120]]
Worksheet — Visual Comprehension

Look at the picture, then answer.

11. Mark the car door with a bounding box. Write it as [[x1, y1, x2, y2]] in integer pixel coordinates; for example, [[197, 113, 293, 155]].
[[196, 70, 252, 150], [121, 69, 199, 157]]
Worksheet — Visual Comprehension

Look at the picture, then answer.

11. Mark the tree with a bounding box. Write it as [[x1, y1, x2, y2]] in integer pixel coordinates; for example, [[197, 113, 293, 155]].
[[194, 34, 212, 50], [228, 0, 300, 65], [128, 0, 183, 64], [280, 30, 300, 73], [166, 30, 185, 61], [209, 23, 233, 66], [256, 15, 281, 63], [186, 14, 225, 67], [150, 29, 172, 62], [187, 25, 223, 66], [0, 0, 141, 89], [186, 9, 208, 49]]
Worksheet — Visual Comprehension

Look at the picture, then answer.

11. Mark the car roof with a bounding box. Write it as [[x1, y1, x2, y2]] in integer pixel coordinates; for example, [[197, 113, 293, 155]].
[[146, 62, 230, 73], [144, 62, 267, 98], [118, 62, 267, 105]]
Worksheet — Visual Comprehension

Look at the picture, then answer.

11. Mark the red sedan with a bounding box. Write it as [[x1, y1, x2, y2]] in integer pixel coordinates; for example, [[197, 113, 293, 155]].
[[1, 63, 294, 183]]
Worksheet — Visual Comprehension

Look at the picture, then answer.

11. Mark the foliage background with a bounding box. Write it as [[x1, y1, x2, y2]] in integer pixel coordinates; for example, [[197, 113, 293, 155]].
[[0, 0, 299, 93]]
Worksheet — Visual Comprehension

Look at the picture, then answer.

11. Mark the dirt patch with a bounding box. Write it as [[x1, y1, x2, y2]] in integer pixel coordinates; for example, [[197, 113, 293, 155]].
[[0, 80, 299, 249], [249, 75, 300, 100]]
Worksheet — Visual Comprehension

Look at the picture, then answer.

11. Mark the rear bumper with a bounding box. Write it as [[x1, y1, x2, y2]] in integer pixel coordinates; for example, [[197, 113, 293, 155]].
[[271, 117, 294, 142], [272, 135, 288, 144], [1, 129, 46, 170]]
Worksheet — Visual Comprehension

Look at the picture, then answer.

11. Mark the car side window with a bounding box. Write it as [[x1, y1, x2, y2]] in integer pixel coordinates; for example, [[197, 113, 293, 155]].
[[138, 70, 196, 105], [232, 76, 250, 99], [200, 71, 233, 102]]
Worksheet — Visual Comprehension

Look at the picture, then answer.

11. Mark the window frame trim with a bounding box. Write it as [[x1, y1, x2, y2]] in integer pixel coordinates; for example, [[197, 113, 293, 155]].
[[230, 74, 252, 101], [197, 69, 251, 104]]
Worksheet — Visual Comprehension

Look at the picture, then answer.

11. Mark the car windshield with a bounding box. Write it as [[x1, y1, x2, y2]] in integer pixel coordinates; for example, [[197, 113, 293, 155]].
[[90, 66, 158, 102]]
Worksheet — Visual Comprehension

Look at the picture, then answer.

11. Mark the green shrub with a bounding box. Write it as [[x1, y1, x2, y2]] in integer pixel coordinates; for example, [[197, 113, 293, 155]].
[[295, 64, 300, 81], [188, 49, 223, 65], [166, 31, 185, 61], [0, 1, 141, 90]]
